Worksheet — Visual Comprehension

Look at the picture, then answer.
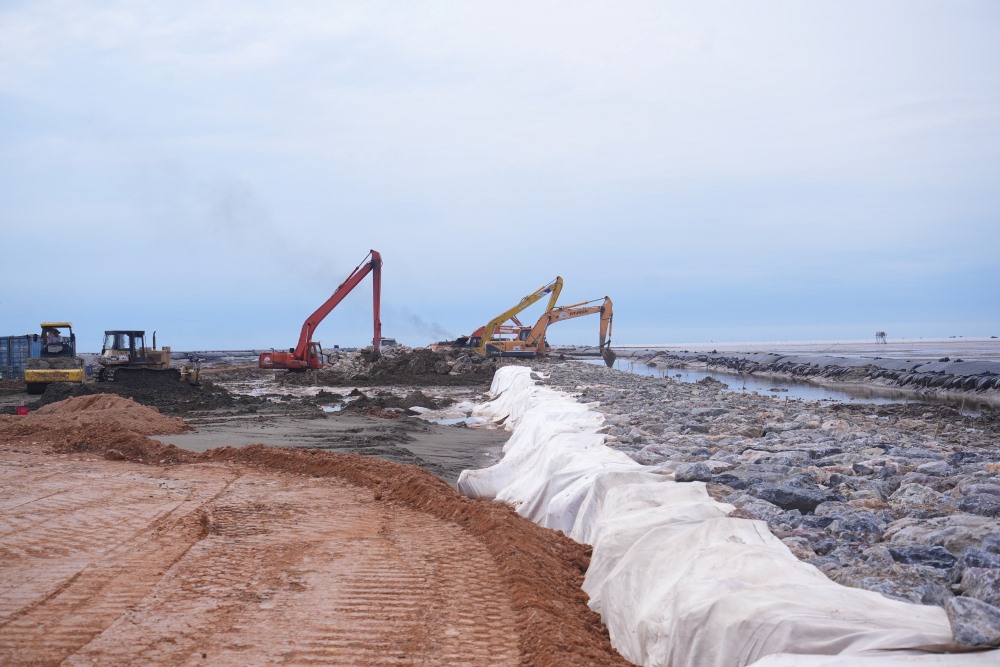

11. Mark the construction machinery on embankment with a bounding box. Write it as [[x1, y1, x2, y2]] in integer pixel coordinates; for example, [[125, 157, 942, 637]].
[[24, 322, 85, 394], [432, 280, 616, 367], [93, 330, 193, 384], [492, 296, 615, 367], [430, 277, 563, 356], [260, 249, 383, 371]]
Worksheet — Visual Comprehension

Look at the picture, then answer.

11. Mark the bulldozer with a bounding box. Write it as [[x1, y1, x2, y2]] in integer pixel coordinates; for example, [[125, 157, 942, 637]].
[[24, 322, 85, 394], [93, 330, 185, 383]]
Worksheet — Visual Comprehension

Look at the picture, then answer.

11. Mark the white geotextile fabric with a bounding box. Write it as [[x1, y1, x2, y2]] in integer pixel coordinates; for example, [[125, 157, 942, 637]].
[[457, 367, 1000, 667]]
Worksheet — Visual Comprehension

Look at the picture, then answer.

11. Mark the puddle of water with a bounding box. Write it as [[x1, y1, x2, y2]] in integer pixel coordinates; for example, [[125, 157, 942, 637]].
[[321, 405, 343, 413], [434, 416, 486, 426], [586, 359, 984, 415]]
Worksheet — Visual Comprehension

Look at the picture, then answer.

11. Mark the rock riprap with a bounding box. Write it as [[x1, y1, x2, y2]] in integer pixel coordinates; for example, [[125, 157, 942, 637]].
[[621, 350, 1000, 399], [538, 362, 1000, 644]]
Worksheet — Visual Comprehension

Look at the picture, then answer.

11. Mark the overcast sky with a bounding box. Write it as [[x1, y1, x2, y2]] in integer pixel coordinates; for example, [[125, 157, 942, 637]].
[[2, 1, 998, 351]]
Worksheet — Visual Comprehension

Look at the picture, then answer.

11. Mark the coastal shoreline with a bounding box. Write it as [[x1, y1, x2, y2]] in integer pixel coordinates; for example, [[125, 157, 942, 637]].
[[596, 339, 1000, 409]]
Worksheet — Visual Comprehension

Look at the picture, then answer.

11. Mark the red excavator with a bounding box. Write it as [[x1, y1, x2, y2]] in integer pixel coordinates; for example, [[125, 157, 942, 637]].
[[259, 249, 382, 371]]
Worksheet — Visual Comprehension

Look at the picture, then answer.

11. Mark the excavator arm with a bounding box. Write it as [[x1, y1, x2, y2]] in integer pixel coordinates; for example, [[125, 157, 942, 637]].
[[523, 296, 615, 366], [475, 276, 563, 356], [294, 249, 382, 359], [260, 249, 382, 370]]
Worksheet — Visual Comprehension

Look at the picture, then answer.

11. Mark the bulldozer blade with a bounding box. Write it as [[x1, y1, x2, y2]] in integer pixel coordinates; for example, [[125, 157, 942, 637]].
[[601, 347, 617, 368]]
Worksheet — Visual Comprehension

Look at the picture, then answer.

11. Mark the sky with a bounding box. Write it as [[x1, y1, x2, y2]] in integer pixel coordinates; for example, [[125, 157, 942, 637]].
[[2, 1, 998, 351]]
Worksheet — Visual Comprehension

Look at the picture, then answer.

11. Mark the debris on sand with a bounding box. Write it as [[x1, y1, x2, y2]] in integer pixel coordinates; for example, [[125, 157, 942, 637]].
[[340, 389, 454, 416]]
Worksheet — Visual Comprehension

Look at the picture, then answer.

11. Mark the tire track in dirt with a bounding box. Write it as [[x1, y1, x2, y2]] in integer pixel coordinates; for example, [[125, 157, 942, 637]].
[[65, 472, 521, 666], [0, 460, 238, 664], [0, 432, 629, 665]]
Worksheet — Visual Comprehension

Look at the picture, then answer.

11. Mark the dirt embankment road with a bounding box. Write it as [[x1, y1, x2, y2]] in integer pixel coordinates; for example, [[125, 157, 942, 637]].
[[0, 396, 629, 666]]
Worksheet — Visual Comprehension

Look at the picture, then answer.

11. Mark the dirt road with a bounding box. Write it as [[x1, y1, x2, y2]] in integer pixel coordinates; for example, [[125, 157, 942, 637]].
[[0, 396, 630, 666]]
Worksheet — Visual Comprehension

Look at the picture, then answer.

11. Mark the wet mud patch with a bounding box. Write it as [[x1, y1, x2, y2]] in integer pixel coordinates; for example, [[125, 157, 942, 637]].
[[26, 375, 261, 415]]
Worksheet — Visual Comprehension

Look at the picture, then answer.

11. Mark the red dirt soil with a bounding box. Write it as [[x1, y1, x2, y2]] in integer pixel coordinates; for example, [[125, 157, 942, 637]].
[[0, 394, 630, 666]]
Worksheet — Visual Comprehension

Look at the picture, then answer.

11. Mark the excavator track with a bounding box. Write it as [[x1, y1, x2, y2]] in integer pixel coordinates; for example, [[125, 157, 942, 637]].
[[94, 367, 181, 386], [112, 368, 181, 386]]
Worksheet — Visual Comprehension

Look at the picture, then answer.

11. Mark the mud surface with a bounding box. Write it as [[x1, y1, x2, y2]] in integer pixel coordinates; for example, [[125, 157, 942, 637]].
[[1, 350, 512, 485], [0, 396, 629, 666]]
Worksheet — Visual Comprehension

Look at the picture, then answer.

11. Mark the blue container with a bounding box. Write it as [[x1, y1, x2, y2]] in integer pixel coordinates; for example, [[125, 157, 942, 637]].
[[0, 334, 41, 380]]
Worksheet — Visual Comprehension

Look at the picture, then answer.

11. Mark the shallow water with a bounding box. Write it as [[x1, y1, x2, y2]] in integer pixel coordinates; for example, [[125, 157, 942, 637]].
[[586, 359, 987, 415], [433, 416, 487, 426]]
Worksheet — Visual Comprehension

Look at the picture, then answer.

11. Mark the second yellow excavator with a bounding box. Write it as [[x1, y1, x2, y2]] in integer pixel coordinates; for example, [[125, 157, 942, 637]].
[[431, 277, 563, 357], [491, 296, 616, 366]]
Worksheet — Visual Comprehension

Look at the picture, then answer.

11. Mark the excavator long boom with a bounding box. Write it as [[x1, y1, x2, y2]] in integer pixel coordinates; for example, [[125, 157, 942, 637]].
[[523, 296, 615, 366], [260, 249, 382, 370], [475, 276, 563, 356], [294, 249, 382, 359]]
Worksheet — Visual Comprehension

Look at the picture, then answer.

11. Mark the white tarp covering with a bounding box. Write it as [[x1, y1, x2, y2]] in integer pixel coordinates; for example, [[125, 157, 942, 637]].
[[457, 367, 1000, 667]]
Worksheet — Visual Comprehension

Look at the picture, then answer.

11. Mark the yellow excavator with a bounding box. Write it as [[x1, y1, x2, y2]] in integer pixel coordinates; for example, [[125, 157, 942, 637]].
[[432, 277, 563, 357], [493, 296, 616, 366], [477, 276, 563, 357]]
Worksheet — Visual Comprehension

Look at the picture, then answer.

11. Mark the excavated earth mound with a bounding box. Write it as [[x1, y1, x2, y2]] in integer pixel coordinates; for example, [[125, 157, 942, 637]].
[[29, 374, 261, 415], [0, 395, 628, 666], [32, 393, 193, 437], [279, 348, 502, 388]]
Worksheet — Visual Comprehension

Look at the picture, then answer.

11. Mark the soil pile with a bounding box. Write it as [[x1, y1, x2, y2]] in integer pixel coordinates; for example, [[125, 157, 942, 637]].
[[34, 393, 192, 435], [280, 346, 501, 387], [2, 393, 194, 463]]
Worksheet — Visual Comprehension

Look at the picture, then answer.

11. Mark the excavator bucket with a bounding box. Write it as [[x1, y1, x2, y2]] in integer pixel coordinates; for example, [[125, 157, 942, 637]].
[[601, 346, 617, 368]]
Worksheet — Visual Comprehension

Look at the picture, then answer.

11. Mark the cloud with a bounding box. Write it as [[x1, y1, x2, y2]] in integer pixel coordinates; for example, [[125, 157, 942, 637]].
[[1, 1, 998, 346]]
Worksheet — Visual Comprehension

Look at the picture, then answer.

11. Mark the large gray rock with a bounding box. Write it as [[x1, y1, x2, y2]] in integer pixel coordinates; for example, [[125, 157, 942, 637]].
[[958, 493, 1000, 518], [886, 515, 1000, 555], [946, 596, 1000, 647], [888, 483, 957, 519], [753, 482, 832, 513], [832, 510, 887, 540], [888, 545, 957, 569], [673, 462, 714, 483], [951, 547, 1000, 583], [960, 568, 1000, 607]]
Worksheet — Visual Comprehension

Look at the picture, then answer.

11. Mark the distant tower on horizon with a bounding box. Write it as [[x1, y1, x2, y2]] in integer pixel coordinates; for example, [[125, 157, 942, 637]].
[[875, 331, 887, 344]]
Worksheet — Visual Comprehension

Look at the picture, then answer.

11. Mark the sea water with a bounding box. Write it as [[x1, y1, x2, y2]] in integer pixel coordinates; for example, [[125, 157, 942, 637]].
[[586, 358, 984, 415]]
